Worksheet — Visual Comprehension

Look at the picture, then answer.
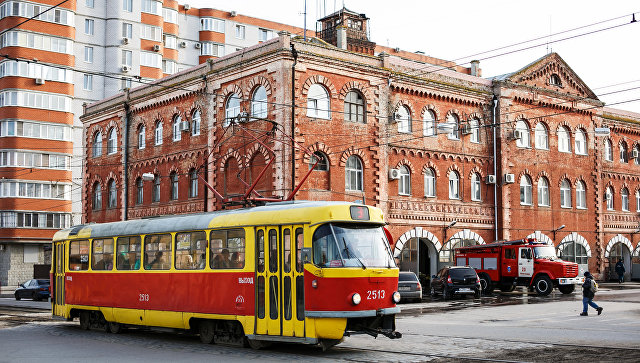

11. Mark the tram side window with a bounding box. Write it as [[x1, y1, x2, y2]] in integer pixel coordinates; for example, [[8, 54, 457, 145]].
[[92, 238, 114, 270], [144, 234, 172, 270], [116, 236, 141, 270], [69, 240, 89, 271], [210, 228, 245, 269], [283, 229, 291, 273], [268, 230, 278, 272], [295, 228, 304, 273], [175, 231, 207, 270]]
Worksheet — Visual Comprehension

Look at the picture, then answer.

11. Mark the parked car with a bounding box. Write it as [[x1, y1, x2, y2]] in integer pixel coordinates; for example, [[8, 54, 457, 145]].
[[14, 279, 50, 301], [430, 266, 481, 299], [398, 271, 422, 302]]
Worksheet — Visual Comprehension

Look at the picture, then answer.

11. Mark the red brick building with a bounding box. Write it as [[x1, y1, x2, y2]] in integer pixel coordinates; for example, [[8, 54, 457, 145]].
[[81, 12, 640, 282]]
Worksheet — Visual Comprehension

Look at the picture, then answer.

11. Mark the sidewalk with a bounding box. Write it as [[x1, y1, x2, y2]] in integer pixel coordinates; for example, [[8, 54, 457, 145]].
[[1, 285, 15, 298]]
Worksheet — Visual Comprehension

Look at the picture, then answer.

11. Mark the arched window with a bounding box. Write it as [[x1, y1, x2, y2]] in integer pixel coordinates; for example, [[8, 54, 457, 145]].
[[107, 128, 117, 154], [448, 170, 460, 199], [559, 242, 588, 265], [576, 181, 586, 209], [537, 177, 550, 206], [191, 109, 201, 136], [520, 175, 532, 205], [446, 113, 460, 140], [535, 123, 548, 150], [621, 187, 629, 211], [92, 181, 102, 210], [620, 142, 628, 163], [424, 168, 436, 197], [549, 74, 562, 86], [224, 93, 241, 127], [251, 86, 268, 119], [136, 177, 143, 204], [471, 173, 481, 201], [469, 118, 480, 143], [152, 174, 160, 202], [575, 129, 587, 155], [107, 179, 117, 208], [307, 84, 330, 119], [92, 131, 102, 157], [634, 145, 640, 165], [515, 120, 530, 148], [423, 109, 436, 136], [344, 90, 365, 122], [560, 179, 571, 208], [189, 168, 198, 198], [605, 186, 614, 210], [395, 105, 411, 133], [604, 138, 613, 161], [558, 126, 570, 153], [137, 125, 145, 149], [345, 155, 363, 191], [309, 151, 329, 171], [172, 115, 182, 141], [154, 120, 163, 145], [398, 165, 410, 196], [170, 171, 179, 200]]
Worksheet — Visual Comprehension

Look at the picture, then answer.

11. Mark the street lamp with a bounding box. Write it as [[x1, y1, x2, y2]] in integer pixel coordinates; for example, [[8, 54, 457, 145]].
[[444, 220, 457, 241], [552, 224, 565, 241]]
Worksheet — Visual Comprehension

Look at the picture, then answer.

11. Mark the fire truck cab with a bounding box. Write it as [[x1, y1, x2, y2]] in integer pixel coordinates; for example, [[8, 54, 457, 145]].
[[455, 238, 583, 296]]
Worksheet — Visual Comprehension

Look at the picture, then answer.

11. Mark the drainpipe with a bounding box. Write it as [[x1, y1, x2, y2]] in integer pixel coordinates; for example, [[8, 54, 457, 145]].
[[290, 43, 298, 198], [492, 96, 498, 241], [123, 100, 131, 221]]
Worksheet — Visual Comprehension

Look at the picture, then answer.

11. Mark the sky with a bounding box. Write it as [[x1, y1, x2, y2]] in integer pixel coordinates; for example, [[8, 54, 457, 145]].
[[187, 0, 640, 114]]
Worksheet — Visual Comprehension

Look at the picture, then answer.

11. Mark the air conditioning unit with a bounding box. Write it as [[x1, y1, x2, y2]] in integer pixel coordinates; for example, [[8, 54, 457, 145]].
[[183, 4, 191, 10], [485, 175, 496, 184], [122, 37, 129, 45], [394, 47, 400, 52], [121, 65, 130, 73], [513, 130, 523, 140], [389, 168, 401, 180], [179, 121, 190, 132], [179, 41, 187, 48], [504, 173, 515, 184], [461, 124, 472, 135], [632, 149, 639, 158], [230, 11, 237, 17], [35, 78, 45, 85], [194, 43, 202, 49], [153, 44, 161, 52]]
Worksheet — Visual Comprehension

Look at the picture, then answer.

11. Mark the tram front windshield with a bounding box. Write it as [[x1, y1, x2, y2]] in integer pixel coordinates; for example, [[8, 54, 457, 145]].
[[312, 223, 395, 268]]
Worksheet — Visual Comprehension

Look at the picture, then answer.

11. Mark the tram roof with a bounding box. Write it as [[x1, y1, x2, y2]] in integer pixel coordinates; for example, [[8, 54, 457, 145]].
[[53, 201, 381, 241]]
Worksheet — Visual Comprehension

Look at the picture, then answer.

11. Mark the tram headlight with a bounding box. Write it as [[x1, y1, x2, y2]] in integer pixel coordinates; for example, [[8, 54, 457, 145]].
[[392, 291, 401, 303], [351, 293, 361, 305]]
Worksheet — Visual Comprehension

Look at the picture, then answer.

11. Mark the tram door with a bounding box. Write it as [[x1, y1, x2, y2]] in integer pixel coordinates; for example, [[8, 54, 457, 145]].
[[281, 225, 305, 338], [52, 241, 66, 317]]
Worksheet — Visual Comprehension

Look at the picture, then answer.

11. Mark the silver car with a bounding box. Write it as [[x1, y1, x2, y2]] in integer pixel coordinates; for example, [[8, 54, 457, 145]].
[[398, 271, 422, 302]]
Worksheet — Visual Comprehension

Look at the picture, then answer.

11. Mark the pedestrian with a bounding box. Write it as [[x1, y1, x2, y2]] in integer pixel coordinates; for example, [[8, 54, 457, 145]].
[[580, 271, 602, 316], [615, 259, 625, 284]]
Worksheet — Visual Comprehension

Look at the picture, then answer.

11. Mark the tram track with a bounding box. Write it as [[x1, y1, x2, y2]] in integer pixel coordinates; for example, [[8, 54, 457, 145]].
[[334, 345, 530, 363]]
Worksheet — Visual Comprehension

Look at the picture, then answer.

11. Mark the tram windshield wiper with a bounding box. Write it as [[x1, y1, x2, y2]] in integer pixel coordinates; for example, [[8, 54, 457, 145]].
[[341, 237, 366, 269]]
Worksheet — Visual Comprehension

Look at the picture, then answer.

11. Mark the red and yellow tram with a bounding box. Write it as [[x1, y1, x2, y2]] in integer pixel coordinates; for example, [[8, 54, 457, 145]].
[[51, 201, 401, 349]]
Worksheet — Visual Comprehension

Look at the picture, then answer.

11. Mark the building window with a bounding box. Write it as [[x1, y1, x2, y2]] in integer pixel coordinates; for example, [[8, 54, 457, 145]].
[[191, 109, 201, 136], [122, 50, 132, 67], [549, 74, 562, 86], [172, 114, 181, 141], [92, 182, 102, 210], [189, 168, 198, 198], [162, 60, 177, 75], [535, 123, 549, 150], [141, 0, 161, 15], [152, 175, 160, 202], [423, 109, 436, 137], [538, 176, 550, 206], [634, 145, 640, 165], [395, 105, 411, 133], [636, 190, 640, 212], [575, 129, 587, 155], [123, 0, 133, 12], [107, 127, 117, 154], [604, 138, 613, 161], [154, 120, 162, 145], [345, 155, 363, 192], [620, 142, 629, 163], [224, 93, 241, 127], [398, 165, 410, 196], [122, 22, 132, 38], [621, 188, 629, 211], [163, 8, 178, 23], [163, 34, 177, 49], [84, 19, 94, 35], [448, 170, 460, 200], [560, 179, 571, 208], [259, 28, 273, 41], [83, 74, 93, 91], [235, 24, 245, 39], [309, 151, 328, 171], [515, 120, 530, 148], [446, 113, 460, 140], [470, 173, 481, 201], [200, 42, 224, 57], [84, 46, 93, 63], [344, 91, 365, 123], [469, 118, 480, 143], [200, 18, 225, 32], [424, 168, 436, 197], [576, 181, 587, 209], [140, 51, 161, 68], [107, 179, 117, 208], [92, 131, 102, 157], [136, 177, 143, 204], [520, 175, 532, 205], [307, 84, 330, 119], [558, 126, 571, 153], [606, 186, 614, 210], [86, 0, 95, 7], [558, 242, 588, 265], [137, 125, 145, 149], [170, 172, 178, 200], [251, 86, 268, 119]]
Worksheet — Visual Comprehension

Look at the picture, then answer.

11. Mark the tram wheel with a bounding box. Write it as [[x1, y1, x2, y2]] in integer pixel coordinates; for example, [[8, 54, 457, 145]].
[[199, 321, 215, 344], [79, 311, 90, 330], [108, 322, 122, 334], [246, 338, 270, 350]]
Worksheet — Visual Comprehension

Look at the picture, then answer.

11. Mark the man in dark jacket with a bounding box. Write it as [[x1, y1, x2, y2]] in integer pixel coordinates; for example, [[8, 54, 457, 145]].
[[615, 259, 625, 283], [580, 271, 602, 316]]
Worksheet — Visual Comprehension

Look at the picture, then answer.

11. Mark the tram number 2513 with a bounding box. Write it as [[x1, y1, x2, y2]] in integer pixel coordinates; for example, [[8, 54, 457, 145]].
[[367, 289, 385, 300], [139, 293, 150, 302]]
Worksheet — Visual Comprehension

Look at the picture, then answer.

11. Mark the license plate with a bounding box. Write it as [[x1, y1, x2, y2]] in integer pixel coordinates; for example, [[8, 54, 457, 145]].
[[458, 288, 472, 292], [399, 286, 410, 291]]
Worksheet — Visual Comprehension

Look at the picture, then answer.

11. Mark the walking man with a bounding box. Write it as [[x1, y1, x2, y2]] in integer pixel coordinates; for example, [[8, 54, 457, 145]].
[[615, 259, 625, 283], [580, 271, 602, 316]]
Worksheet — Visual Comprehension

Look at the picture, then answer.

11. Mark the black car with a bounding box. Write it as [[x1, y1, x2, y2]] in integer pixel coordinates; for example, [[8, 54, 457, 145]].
[[398, 271, 422, 302], [430, 266, 481, 299], [14, 279, 50, 301]]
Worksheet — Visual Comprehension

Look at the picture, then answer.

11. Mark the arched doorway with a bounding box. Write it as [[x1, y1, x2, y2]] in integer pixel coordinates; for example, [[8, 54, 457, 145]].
[[606, 235, 632, 281], [393, 228, 441, 288], [557, 232, 591, 277], [633, 245, 640, 280], [439, 229, 486, 271]]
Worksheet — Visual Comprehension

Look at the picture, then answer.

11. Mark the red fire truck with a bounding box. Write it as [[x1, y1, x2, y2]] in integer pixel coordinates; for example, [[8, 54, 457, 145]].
[[455, 238, 583, 296]]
